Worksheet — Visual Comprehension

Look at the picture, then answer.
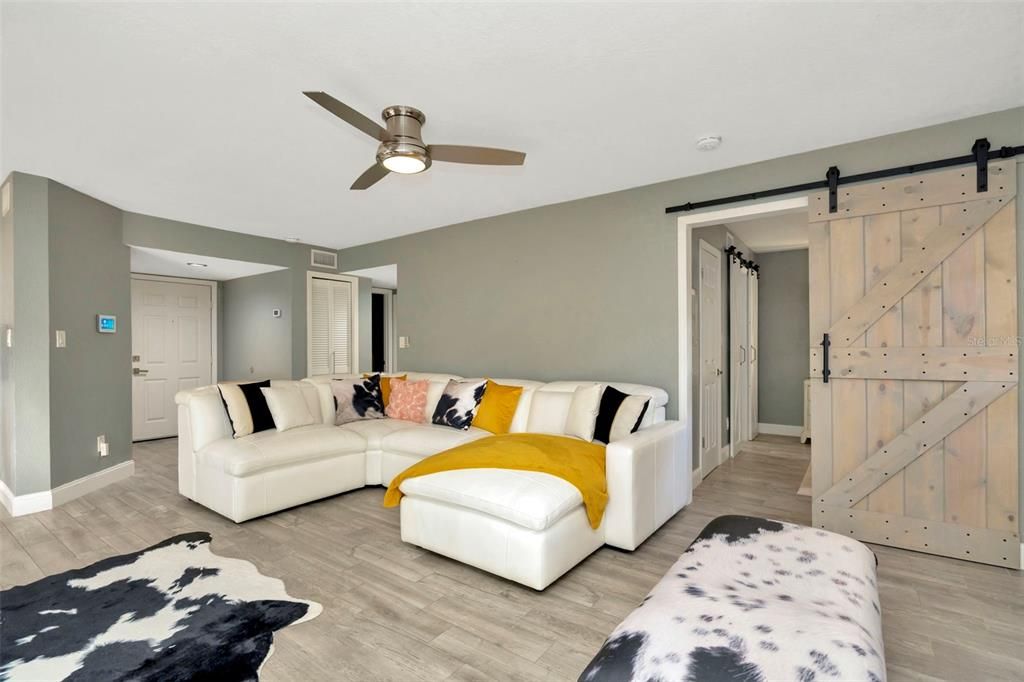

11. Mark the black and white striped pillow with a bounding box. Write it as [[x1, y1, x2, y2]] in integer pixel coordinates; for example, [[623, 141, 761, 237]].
[[219, 380, 277, 438], [592, 386, 650, 444]]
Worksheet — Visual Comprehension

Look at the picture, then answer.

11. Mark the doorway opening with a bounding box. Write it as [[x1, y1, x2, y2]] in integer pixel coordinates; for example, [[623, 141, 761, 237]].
[[343, 265, 398, 374], [677, 197, 809, 486]]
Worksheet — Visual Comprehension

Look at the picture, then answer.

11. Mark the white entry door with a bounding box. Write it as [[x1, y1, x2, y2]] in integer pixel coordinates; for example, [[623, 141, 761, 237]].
[[698, 241, 724, 474], [131, 277, 213, 441]]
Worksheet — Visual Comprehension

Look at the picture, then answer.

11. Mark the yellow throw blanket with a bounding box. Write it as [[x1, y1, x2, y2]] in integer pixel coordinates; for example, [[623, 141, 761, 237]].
[[383, 433, 608, 529]]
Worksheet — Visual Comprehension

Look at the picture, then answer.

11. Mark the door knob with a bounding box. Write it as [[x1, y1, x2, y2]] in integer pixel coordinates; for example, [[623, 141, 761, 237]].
[[133, 367, 149, 376]]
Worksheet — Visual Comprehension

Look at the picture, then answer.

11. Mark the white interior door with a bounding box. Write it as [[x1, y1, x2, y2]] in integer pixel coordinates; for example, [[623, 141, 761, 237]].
[[698, 241, 723, 474], [131, 277, 213, 441], [308, 275, 356, 376], [748, 273, 759, 438], [730, 257, 749, 453]]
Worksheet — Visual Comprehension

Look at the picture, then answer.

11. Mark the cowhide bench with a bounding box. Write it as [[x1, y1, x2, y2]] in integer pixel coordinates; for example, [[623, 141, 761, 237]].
[[580, 515, 885, 682]]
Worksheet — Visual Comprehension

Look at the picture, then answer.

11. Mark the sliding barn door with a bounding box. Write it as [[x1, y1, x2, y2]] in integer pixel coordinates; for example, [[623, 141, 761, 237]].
[[809, 160, 1019, 568]]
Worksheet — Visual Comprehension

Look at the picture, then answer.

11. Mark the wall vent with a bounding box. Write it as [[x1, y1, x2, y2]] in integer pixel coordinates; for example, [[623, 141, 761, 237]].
[[310, 248, 338, 270]]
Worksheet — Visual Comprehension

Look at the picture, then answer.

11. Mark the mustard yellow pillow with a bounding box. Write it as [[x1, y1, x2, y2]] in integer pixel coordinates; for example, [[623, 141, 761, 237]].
[[364, 373, 407, 407], [473, 380, 523, 434]]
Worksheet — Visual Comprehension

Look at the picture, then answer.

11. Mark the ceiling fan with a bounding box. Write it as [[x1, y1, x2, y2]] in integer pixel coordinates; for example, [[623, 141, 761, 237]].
[[303, 91, 527, 190]]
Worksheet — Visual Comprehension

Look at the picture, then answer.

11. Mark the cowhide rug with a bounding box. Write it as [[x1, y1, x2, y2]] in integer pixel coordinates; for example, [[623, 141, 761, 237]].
[[0, 532, 321, 681]]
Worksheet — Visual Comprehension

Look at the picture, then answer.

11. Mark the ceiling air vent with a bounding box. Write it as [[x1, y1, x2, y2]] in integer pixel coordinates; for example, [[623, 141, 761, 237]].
[[310, 248, 338, 270]]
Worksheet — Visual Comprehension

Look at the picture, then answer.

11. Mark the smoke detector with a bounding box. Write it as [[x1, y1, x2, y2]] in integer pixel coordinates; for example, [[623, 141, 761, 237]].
[[696, 135, 722, 151]]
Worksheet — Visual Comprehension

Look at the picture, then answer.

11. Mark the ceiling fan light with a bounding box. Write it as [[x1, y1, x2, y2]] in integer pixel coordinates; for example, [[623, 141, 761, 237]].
[[382, 154, 427, 174]]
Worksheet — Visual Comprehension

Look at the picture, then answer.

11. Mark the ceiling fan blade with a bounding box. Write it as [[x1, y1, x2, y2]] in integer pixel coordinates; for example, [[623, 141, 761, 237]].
[[350, 163, 390, 190], [428, 145, 526, 166], [303, 91, 387, 142]]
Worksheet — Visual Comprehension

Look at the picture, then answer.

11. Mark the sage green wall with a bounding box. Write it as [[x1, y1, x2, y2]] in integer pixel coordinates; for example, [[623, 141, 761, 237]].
[[337, 107, 1024, 427], [123, 213, 376, 379], [47, 181, 132, 488], [0, 178, 13, 489], [6, 173, 51, 494], [1, 174, 130, 494], [757, 249, 809, 427], [221, 269, 293, 381], [356, 275, 372, 373], [123, 212, 339, 379]]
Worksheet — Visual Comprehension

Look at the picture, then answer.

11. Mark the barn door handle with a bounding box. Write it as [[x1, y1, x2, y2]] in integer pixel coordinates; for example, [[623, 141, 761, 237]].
[[820, 333, 831, 383]]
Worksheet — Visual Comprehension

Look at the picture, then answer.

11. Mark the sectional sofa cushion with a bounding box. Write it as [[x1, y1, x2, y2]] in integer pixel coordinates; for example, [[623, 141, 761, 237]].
[[219, 380, 276, 438], [386, 378, 430, 422], [399, 469, 584, 531], [331, 375, 385, 425], [260, 386, 316, 432], [381, 423, 488, 457], [593, 386, 650, 445], [339, 418, 419, 450], [473, 380, 524, 434], [198, 424, 366, 477], [431, 379, 487, 430]]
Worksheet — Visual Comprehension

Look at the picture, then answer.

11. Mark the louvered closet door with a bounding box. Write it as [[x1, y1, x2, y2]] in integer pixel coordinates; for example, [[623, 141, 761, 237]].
[[808, 160, 1019, 568], [309, 277, 354, 376]]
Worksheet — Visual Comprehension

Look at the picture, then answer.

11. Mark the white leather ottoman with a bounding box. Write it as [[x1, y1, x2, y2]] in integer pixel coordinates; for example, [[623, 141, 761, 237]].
[[397, 468, 605, 590]]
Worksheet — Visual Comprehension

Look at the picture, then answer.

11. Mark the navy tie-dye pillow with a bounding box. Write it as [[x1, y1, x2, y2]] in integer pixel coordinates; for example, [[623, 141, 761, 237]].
[[431, 379, 487, 430]]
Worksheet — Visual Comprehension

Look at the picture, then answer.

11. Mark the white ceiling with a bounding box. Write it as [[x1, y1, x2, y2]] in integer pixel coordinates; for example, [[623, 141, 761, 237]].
[[131, 246, 285, 281], [3, 3, 1022, 250], [344, 264, 398, 290], [726, 212, 809, 254]]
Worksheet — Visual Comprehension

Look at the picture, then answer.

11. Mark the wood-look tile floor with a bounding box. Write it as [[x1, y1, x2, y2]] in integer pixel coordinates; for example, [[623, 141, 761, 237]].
[[2, 435, 1023, 681]]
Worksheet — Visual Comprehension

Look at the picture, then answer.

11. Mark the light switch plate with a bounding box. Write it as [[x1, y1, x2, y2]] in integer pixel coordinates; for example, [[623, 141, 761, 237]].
[[55, 330, 66, 348], [399, 336, 410, 349]]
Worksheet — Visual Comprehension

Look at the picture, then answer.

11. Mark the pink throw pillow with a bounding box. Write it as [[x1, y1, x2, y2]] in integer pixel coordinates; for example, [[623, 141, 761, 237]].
[[385, 379, 429, 422]]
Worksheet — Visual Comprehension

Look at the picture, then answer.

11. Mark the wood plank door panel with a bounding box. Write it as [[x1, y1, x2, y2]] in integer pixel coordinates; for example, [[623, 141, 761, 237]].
[[809, 160, 1019, 568]]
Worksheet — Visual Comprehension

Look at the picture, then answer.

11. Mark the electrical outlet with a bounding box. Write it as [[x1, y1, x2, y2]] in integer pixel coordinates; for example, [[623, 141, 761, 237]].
[[97, 434, 109, 457], [55, 330, 66, 348]]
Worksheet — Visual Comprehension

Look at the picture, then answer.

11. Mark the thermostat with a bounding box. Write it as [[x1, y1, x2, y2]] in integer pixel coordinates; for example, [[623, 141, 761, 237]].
[[97, 315, 117, 333]]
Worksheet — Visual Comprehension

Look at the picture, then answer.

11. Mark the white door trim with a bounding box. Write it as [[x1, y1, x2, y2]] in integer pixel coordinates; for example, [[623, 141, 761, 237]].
[[306, 271, 360, 376], [372, 287, 397, 372], [677, 196, 808, 486], [130, 273, 218, 381]]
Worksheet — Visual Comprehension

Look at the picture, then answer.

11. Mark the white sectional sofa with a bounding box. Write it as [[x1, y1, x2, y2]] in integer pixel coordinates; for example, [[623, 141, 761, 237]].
[[175, 372, 690, 589]]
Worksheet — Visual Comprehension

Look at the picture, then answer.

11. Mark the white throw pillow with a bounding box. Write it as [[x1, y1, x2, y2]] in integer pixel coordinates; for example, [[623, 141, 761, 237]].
[[260, 386, 315, 432], [564, 383, 604, 441]]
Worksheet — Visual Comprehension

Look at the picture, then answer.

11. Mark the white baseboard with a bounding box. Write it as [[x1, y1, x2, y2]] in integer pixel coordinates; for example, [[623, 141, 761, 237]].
[[0, 479, 53, 517], [0, 460, 134, 517], [757, 423, 803, 438], [52, 460, 135, 507]]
